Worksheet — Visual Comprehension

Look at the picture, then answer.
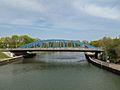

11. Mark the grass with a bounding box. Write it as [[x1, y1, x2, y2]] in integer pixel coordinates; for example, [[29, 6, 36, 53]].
[[0, 52, 10, 59]]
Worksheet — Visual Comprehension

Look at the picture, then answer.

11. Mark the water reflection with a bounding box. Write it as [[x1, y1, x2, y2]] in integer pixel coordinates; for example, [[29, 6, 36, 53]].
[[0, 52, 119, 90], [24, 52, 86, 63], [13, 52, 87, 74]]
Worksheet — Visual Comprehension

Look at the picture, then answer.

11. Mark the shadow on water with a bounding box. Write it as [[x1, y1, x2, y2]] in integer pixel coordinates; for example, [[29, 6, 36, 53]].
[[13, 52, 119, 77], [7, 52, 116, 76], [20, 52, 87, 69], [23, 52, 86, 63], [11, 52, 90, 74]]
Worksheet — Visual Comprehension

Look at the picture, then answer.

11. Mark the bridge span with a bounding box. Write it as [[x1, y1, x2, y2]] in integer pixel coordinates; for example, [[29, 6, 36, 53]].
[[0, 48, 104, 59], [0, 48, 103, 52], [0, 39, 104, 59]]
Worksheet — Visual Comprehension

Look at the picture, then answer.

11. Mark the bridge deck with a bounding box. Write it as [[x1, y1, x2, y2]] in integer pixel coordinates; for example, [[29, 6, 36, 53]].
[[0, 48, 104, 52]]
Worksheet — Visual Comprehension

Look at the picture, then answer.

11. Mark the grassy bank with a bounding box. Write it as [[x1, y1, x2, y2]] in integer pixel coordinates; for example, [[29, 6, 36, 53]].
[[0, 52, 9, 59]]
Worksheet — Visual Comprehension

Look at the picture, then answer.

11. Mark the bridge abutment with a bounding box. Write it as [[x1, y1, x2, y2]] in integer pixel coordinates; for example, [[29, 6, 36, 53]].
[[10, 51, 36, 58], [95, 52, 99, 59]]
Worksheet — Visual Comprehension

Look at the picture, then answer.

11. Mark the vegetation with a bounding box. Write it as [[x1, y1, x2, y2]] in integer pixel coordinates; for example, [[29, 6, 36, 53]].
[[90, 37, 120, 63], [0, 35, 36, 48]]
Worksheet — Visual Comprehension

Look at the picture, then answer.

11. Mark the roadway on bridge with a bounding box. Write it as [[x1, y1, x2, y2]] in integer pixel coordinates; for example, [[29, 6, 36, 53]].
[[0, 48, 104, 52]]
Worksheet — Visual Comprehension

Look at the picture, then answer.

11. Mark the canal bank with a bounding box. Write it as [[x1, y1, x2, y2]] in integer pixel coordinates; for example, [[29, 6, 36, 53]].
[[0, 55, 23, 65], [0, 52, 23, 65], [0, 51, 37, 65], [85, 54, 120, 75]]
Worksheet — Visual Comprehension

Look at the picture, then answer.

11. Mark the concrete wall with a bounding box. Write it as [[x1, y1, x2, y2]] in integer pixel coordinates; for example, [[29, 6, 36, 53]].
[[2, 52, 15, 57]]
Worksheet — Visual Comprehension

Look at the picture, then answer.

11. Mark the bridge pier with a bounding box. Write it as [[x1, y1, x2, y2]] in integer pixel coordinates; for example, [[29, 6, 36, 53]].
[[85, 51, 103, 61], [95, 52, 99, 59]]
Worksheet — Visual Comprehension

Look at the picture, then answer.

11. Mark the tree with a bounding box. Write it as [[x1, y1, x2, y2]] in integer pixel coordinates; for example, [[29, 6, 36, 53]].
[[115, 45, 120, 58], [0, 35, 36, 48], [90, 40, 99, 47]]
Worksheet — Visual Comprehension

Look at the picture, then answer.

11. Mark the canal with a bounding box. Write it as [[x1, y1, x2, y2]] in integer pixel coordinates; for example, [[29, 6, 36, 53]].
[[0, 52, 119, 90]]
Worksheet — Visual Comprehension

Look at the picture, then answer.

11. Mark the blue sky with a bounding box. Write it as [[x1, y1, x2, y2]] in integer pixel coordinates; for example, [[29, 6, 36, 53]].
[[0, 0, 120, 41]]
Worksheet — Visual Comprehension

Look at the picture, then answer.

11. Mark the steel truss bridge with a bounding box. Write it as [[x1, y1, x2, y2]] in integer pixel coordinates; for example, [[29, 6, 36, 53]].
[[19, 39, 95, 49], [0, 39, 104, 58]]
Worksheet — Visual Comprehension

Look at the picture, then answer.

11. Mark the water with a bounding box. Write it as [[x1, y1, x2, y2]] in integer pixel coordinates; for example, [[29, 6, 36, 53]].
[[0, 52, 119, 90]]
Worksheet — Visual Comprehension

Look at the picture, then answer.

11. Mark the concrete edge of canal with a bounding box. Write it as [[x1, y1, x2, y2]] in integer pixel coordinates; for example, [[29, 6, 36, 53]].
[[0, 56, 23, 65], [85, 53, 120, 75]]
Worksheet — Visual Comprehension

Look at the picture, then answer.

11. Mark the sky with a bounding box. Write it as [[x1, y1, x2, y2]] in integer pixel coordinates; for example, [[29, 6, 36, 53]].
[[0, 0, 120, 41]]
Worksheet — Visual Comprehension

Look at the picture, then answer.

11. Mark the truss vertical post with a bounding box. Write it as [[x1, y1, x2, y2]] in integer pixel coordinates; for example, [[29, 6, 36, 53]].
[[60, 42, 62, 48]]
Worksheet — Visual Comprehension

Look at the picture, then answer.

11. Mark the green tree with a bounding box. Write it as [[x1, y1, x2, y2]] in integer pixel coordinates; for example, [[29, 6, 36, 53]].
[[90, 40, 99, 47], [90, 37, 120, 63], [0, 35, 36, 48]]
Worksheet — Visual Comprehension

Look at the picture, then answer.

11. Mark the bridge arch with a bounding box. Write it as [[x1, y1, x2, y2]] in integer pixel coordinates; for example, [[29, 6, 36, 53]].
[[19, 39, 95, 49]]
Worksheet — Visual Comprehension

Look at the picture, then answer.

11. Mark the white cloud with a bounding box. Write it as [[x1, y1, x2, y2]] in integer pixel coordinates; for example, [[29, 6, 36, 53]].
[[0, 0, 120, 29], [10, 19, 34, 26], [1, 0, 47, 13], [73, 1, 120, 20], [0, 0, 50, 26]]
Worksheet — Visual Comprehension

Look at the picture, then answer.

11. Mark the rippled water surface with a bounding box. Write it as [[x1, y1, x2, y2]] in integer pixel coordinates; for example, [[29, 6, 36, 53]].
[[0, 52, 119, 90]]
